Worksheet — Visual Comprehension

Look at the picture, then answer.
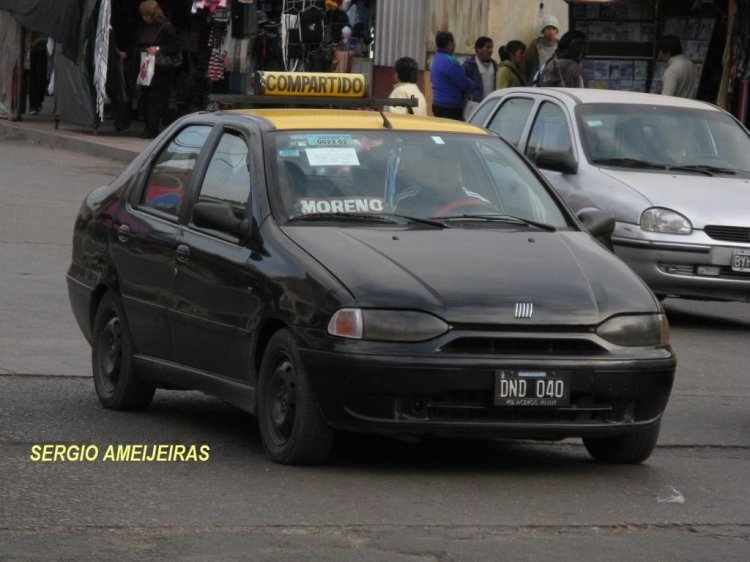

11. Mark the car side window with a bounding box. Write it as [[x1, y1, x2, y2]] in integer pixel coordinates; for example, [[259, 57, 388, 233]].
[[525, 102, 573, 162], [486, 98, 534, 147], [141, 125, 212, 217], [195, 130, 251, 224], [469, 99, 497, 127]]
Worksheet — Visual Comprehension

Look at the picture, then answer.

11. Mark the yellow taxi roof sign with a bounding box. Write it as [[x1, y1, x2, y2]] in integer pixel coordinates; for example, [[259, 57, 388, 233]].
[[254, 71, 367, 98]]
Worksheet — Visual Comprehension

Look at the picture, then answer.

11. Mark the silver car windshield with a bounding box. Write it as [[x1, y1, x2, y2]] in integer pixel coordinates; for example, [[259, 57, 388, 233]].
[[268, 131, 570, 227], [576, 104, 750, 173]]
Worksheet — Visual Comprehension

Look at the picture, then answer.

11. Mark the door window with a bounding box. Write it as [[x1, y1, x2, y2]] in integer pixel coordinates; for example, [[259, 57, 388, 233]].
[[141, 125, 212, 217], [486, 98, 534, 147], [191, 130, 251, 239], [525, 102, 573, 163]]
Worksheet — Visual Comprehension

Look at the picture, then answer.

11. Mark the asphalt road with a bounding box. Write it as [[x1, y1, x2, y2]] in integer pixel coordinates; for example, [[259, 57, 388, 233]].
[[1, 139, 749, 561]]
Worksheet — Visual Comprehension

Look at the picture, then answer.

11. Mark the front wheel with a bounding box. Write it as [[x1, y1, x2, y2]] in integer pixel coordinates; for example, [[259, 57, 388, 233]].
[[91, 292, 155, 410], [583, 420, 661, 464], [257, 330, 335, 465]]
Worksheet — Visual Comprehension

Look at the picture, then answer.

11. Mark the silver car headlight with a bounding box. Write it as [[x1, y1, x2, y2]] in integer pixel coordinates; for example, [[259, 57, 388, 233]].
[[640, 207, 692, 234], [596, 314, 670, 346], [328, 308, 450, 342]]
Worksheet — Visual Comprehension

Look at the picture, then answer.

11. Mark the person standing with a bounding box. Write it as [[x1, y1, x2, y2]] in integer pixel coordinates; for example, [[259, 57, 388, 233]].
[[539, 31, 587, 88], [461, 36, 497, 103], [496, 41, 527, 89], [657, 34, 695, 98], [430, 31, 475, 121], [135, 0, 181, 138], [384, 57, 427, 116], [522, 15, 560, 85]]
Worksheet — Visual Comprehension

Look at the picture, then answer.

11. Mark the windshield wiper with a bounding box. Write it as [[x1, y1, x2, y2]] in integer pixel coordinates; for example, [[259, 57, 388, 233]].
[[591, 157, 667, 170], [668, 164, 737, 176], [434, 214, 557, 231], [287, 212, 399, 224], [379, 213, 450, 228]]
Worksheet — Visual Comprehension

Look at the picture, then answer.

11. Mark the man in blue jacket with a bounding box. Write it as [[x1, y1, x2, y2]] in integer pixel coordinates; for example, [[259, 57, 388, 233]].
[[430, 31, 475, 120]]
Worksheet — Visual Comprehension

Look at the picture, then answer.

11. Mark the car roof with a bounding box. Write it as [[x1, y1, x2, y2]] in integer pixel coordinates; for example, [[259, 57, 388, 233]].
[[227, 109, 490, 133], [487, 87, 721, 111]]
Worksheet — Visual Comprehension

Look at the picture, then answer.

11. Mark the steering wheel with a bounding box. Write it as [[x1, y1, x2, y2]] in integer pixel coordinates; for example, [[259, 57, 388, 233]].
[[432, 197, 497, 218]]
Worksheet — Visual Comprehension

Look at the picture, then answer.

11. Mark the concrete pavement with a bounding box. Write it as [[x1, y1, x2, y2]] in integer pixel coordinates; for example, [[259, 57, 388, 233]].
[[0, 101, 150, 163]]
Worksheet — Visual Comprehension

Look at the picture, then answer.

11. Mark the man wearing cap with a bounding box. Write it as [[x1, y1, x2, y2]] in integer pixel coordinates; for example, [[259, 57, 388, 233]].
[[522, 15, 560, 85]]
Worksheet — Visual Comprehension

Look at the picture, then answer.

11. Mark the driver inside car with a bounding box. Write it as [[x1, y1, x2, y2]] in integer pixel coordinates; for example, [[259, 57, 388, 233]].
[[393, 146, 497, 218]]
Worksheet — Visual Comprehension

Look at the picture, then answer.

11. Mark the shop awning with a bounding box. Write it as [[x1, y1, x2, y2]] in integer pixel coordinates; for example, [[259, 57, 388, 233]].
[[0, 0, 81, 59]]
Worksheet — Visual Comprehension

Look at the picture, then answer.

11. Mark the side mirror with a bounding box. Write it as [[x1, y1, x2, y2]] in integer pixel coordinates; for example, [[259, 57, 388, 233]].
[[577, 208, 615, 251], [193, 201, 252, 241], [535, 150, 578, 175]]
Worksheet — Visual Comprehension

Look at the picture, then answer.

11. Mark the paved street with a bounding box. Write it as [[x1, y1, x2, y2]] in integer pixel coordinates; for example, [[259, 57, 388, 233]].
[[1, 138, 749, 560]]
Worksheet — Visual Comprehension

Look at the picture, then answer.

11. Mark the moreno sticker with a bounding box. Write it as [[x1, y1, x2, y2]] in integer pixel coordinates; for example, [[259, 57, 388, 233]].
[[296, 197, 385, 214]]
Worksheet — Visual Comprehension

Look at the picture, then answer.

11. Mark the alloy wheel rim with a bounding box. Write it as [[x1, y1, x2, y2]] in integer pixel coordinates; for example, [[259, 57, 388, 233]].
[[268, 358, 296, 444], [98, 315, 122, 393]]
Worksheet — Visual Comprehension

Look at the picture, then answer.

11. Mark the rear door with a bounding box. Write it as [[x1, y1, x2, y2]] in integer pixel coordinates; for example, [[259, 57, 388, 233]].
[[115, 124, 213, 361]]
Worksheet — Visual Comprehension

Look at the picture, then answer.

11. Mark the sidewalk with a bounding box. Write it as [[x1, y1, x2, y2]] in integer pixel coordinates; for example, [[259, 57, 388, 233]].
[[0, 98, 150, 163]]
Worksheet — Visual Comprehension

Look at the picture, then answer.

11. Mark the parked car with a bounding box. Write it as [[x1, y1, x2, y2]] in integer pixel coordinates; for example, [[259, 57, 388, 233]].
[[469, 88, 750, 303], [67, 96, 675, 465]]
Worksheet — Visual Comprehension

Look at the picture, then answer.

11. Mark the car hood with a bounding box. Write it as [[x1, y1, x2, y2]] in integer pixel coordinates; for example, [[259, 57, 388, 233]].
[[598, 169, 750, 228], [282, 226, 656, 324]]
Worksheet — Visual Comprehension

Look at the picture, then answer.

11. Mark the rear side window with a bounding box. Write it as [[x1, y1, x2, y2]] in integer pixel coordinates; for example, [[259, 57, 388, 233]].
[[141, 125, 212, 217], [486, 98, 534, 147]]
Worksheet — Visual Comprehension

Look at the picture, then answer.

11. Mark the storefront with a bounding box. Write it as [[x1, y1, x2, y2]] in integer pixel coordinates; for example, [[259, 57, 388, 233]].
[[0, 0, 376, 127], [568, 0, 750, 125]]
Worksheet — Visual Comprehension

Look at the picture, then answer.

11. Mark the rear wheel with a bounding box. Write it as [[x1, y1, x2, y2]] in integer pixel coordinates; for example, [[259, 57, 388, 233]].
[[258, 330, 335, 465], [583, 420, 661, 464], [92, 292, 155, 410]]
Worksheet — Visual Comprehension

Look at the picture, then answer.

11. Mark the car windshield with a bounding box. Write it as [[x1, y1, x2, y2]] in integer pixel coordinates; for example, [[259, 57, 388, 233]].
[[577, 104, 750, 174], [267, 131, 571, 227]]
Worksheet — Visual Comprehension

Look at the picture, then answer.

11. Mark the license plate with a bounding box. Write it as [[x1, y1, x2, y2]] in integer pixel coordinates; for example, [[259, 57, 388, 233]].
[[731, 249, 750, 272], [494, 370, 569, 407]]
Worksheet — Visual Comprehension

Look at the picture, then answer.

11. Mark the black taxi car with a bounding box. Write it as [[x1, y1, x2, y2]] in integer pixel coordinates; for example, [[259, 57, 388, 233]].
[[67, 74, 676, 465]]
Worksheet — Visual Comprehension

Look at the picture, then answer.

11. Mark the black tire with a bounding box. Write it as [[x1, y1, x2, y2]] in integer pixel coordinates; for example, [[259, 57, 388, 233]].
[[257, 330, 335, 465], [91, 292, 155, 410], [583, 420, 661, 464]]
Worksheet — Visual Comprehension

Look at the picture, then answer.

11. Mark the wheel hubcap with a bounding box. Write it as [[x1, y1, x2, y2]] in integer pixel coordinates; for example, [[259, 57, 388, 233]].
[[268, 358, 296, 443], [98, 315, 122, 393]]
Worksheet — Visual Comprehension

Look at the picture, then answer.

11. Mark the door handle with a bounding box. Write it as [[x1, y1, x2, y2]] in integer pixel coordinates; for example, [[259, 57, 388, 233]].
[[176, 244, 191, 263], [117, 224, 131, 243]]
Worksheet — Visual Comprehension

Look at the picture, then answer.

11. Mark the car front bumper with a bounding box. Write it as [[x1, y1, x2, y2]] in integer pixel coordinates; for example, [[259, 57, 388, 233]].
[[613, 235, 750, 302], [297, 331, 676, 440]]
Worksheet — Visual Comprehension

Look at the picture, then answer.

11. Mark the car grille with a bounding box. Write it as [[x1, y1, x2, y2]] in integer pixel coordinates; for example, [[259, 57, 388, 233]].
[[440, 337, 606, 355], [704, 225, 750, 243]]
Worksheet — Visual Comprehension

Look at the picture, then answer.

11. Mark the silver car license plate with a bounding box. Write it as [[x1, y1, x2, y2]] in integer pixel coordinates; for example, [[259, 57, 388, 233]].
[[494, 370, 569, 407], [731, 249, 750, 272]]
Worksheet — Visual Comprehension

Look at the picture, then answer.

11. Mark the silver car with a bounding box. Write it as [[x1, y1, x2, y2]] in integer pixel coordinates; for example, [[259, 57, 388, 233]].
[[470, 88, 750, 303]]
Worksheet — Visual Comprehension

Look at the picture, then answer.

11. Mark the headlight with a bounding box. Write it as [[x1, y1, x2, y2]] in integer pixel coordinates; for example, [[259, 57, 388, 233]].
[[640, 208, 692, 234], [596, 314, 670, 346], [327, 309, 450, 342]]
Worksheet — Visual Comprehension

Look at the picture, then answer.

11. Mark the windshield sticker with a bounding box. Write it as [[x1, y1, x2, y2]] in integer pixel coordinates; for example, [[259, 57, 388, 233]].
[[278, 149, 300, 158], [306, 147, 360, 167], [431, 136, 446, 145], [295, 197, 385, 214], [306, 134, 353, 146], [586, 120, 603, 127]]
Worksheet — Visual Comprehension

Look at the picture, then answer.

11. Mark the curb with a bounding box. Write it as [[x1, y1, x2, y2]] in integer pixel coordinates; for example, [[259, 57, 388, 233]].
[[0, 119, 143, 163]]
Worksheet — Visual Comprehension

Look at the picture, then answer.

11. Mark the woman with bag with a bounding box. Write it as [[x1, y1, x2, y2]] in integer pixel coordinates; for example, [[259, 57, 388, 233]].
[[496, 41, 527, 89], [135, 0, 182, 138]]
